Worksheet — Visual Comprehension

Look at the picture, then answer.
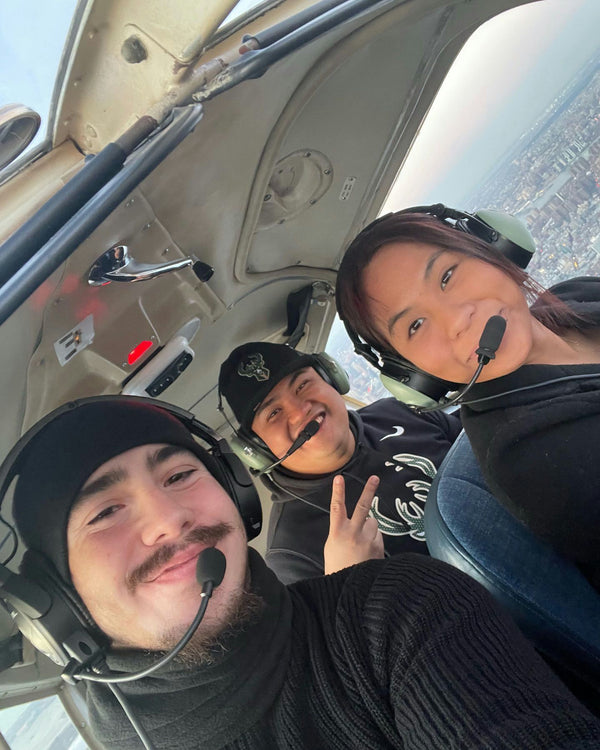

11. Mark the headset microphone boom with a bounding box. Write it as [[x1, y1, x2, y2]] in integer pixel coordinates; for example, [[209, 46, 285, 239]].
[[67, 547, 227, 750], [256, 418, 321, 475], [417, 315, 506, 413]]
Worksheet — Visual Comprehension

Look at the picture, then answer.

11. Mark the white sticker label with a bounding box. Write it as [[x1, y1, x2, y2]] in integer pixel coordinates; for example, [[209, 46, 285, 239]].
[[53, 315, 95, 366], [339, 176, 356, 201]]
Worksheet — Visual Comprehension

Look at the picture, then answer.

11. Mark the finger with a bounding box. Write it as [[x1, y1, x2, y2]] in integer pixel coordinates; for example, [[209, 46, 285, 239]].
[[328, 475, 348, 532], [373, 529, 385, 558], [362, 516, 380, 539], [350, 476, 380, 531]]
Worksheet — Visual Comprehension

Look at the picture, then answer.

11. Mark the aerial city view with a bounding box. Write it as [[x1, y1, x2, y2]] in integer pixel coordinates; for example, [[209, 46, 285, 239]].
[[328, 47, 600, 405], [467, 49, 600, 288]]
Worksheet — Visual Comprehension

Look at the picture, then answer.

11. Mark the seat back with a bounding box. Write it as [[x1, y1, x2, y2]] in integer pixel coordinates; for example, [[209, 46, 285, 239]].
[[425, 431, 600, 686]]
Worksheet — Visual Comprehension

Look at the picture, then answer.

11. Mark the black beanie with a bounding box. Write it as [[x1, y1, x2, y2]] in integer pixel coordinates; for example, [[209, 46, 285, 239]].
[[12, 398, 222, 583], [219, 343, 315, 429]]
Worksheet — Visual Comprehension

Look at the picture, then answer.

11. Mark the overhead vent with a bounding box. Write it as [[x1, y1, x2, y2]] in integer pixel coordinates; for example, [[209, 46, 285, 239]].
[[257, 149, 333, 230]]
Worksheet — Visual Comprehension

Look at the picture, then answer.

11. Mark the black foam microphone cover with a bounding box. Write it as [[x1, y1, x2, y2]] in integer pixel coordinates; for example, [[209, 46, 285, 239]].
[[476, 315, 506, 361], [287, 419, 320, 452], [302, 419, 320, 439], [195, 547, 226, 587]]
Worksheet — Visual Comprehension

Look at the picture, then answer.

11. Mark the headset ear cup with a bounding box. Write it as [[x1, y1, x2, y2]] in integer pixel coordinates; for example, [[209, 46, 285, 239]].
[[209, 445, 262, 541], [312, 353, 350, 394], [379, 373, 439, 408], [10, 552, 106, 667], [227, 433, 275, 474], [473, 208, 535, 268]]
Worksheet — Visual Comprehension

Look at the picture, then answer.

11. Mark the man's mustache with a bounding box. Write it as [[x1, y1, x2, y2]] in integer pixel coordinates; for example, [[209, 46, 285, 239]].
[[127, 522, 232, 592]]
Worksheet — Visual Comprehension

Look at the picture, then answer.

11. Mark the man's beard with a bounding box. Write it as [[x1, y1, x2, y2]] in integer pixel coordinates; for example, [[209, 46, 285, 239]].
[[129, 523, 264, 665], [169, 581, 265, 668]]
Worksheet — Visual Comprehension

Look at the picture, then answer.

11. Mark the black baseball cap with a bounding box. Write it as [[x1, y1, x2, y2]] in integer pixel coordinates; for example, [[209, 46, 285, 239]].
[[219, 342, 315, 429]]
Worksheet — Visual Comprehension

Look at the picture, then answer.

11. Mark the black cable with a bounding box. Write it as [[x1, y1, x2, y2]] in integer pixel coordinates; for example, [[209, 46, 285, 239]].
[[0, 515, 19, 565], [108, 682, 155, 750], [416, 361, 485, 413], [77, 584, 213, 684], [265, 472, 331, 514], [265, 470, 390, 558], [266, 465, 373, 516], [460, 371, 600, 407]]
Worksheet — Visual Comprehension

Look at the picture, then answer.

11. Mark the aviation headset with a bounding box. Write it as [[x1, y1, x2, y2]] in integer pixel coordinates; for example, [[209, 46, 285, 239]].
[[339, 204, 537, 408], [221, 350, 350, 473], [0, 395, 262, 671]]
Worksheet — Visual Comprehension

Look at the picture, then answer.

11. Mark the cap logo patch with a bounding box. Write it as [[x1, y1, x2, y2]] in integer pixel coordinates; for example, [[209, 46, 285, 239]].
[[238, 353, 270, 381]]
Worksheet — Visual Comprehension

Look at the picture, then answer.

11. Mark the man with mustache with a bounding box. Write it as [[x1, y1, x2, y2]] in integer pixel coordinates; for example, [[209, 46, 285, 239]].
[[219, 342, 461, 583], [6, 396, 600, 749]]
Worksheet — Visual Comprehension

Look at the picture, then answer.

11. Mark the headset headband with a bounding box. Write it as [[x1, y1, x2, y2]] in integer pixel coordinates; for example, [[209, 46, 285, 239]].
[[0, 395, 225, 510]]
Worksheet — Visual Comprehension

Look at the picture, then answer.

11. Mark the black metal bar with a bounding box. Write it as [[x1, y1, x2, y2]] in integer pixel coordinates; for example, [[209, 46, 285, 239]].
[[0, 116, 158, 289], [0, 105, 203, 327], [196, 0, 402, 101], [241, 0, 347, 49]]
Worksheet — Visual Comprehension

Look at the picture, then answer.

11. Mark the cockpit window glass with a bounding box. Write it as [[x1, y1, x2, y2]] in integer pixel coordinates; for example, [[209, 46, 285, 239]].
[[0, 694, 89, 748], [218, 0, 277, 29], [0, 1, 80, 168], [382, 0, 600, 289], [326, 318, 389, 404], [329, 0, 600, 402]]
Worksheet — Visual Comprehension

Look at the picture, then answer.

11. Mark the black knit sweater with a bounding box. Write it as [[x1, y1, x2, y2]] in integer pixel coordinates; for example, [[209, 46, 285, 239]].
[[461, 276, 600, 590], [86, 549, 600, 749]]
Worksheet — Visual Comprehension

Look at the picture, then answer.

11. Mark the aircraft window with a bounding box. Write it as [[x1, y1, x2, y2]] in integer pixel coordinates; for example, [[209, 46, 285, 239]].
[[326, 316, 389, 405], [381, 0, 600, 289], [219, 0, 275, 29], [0, 693, 88, 749], [0, 1, 80, 170]]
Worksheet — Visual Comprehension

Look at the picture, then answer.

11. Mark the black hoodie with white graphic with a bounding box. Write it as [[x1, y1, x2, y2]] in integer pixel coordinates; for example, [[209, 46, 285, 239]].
[[262, 397, 461, 584]]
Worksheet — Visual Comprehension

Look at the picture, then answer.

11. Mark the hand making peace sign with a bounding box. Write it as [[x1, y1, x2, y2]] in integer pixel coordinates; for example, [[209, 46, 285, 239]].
[[323, 474, 384, 575]]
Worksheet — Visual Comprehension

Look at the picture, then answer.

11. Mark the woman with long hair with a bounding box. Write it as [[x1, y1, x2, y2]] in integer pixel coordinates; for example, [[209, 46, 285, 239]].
[[336, 210, 600, 591]]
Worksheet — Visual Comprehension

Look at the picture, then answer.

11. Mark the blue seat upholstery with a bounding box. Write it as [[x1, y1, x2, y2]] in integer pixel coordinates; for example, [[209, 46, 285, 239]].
[[425, 431, 600, 686]]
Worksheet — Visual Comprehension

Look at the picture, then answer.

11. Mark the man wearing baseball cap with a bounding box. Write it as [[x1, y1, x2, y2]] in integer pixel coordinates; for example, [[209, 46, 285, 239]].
[[219, 342, 461, 583]]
